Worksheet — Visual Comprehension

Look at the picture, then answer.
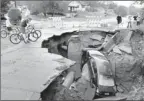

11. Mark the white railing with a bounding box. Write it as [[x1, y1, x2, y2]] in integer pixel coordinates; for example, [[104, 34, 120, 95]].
[[45, 16, 109, 29]]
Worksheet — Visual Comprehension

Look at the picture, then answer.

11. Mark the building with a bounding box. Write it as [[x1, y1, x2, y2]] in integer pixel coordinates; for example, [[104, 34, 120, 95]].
[[68, 1, 90, 12]]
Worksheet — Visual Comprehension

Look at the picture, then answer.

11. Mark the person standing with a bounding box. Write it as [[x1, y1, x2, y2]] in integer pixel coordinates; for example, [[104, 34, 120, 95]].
[[133, 15, 137, 21], [127, 16, 132, 28], [117, 15, 122, 28], [133, 15, 138, 26], [137, 16, 141, 26]]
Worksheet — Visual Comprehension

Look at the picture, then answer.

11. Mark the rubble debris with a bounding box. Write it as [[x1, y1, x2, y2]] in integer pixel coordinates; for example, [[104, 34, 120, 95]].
[[123, 31, 133, 42], [42, 29, 144, 100], [103, 34, 113, 44], [91, 40, 102, 46], [113, 46, 122, 55], [117, 86, 124, 93], [130, 29, 144, 58], [94, 93, 128, 101], [68, 35, 82, 79], [69, 63, 96, 100], [118, 43, 132, 54], [62, 71, 75, 88], [103, 32, 121, 53], [71, 77, 95, 100], [90, 34, 103, 41], [41, 70, 85, 100], [127, 76, 144, 100]]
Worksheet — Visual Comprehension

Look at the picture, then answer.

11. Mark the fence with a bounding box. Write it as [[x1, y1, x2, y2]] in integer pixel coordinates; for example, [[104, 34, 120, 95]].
[[47, 16, 109, 29]]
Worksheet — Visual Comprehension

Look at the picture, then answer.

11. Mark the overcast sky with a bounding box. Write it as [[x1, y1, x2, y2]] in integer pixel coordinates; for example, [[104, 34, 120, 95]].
[[114, 1, 144, 8], [114, 1, 133, 7]]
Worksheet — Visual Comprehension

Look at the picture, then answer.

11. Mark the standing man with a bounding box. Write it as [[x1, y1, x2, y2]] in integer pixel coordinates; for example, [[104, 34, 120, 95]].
[[127, 16, 132, 28], [133, 15, 138, 26], [137, 16, 141, 26], [133, 15, 138, 21], [117, 15, 122, 28]]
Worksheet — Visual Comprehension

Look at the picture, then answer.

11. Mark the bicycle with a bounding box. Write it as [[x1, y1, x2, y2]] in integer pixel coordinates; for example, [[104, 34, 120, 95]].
[[1, 26, 18, 38], [26, 25, 42, 38], [15, 25, 42, 39], [9, 30, 39, 44]]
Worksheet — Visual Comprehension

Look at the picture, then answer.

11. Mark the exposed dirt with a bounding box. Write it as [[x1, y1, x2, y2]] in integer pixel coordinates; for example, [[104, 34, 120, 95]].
[[127, 76, 144, 100]]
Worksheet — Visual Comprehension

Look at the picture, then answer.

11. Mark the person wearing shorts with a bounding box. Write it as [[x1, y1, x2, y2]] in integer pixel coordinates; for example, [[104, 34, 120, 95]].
[[20, 18, 32, 43]]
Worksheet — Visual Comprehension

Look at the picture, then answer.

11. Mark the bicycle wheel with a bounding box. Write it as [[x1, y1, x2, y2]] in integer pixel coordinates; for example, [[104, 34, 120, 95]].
[[1, 30, 7, 38], [34, 30, 42, 38], [10, 34, 21, 44], [28, 32, 38, 42]]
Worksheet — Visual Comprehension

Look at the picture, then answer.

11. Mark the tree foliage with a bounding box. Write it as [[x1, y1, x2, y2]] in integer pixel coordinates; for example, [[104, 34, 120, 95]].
[[1, 0, 10, 14], [134, 0, 144, 20], [88, 1, 107, 9], [135, 0, 144, 4], [17, 1, 68, 17], [114, 6, 128, 17], [140, 7, 144, 20], [108, 3, 118, 9], [129, 6, 140, 15]]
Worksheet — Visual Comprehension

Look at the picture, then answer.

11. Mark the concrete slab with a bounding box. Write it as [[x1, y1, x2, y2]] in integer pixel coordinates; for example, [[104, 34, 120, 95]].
[[118, 43, 132, 54], [123, 31, 133, 42], [113, 46, 122, 55], [1, 48, 75, 100], [1, 87, 38, 100], [90, 34, 103, 41]]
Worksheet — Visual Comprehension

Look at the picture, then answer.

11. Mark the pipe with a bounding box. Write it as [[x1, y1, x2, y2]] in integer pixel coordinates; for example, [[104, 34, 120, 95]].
[[62, 71, 75, 88]]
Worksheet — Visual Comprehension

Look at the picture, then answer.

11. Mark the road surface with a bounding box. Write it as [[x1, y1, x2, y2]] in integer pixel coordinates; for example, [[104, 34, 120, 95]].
[[1, 25, 77, 100]]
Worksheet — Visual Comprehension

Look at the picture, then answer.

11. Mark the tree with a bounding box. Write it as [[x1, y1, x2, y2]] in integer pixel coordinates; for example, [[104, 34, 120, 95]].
[[87, 1, 107, 9], [129, 6, 140, 15], [40, 1, 50, 17], [114, 6, 128, 17], [47, 1, 56, 16], [58, 1, 69, 14], [1, 0, 10, 14], [135, 0, 144, 4], [140, 7, 144, 20], [108, 3, 118, 9]]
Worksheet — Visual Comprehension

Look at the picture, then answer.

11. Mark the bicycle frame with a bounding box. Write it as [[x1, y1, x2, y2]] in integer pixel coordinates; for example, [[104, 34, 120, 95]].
[[27, 25, 35, 33]]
